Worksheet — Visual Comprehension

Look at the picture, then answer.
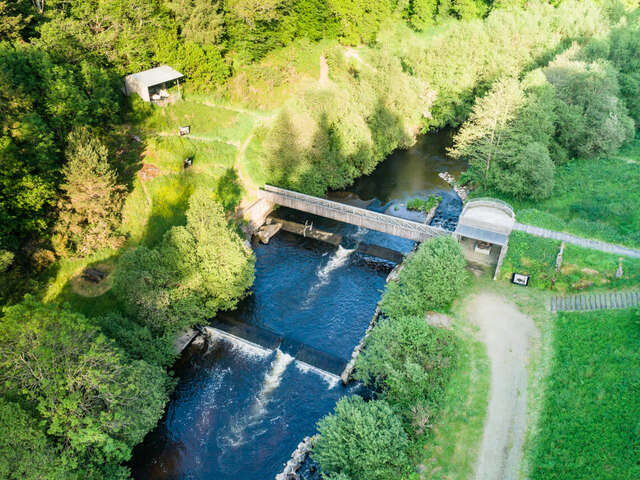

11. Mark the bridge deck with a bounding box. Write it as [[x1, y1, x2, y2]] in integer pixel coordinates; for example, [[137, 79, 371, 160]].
[[259, 185, 448, 242]]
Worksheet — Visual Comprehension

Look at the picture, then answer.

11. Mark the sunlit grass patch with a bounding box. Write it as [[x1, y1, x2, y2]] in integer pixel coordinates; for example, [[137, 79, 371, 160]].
[[140, 100, 256, 144], [244, 126, 269, 186], [509, 140, 640, 248], [529, 309, 640, 480], [146, 136, 237, 172], [502, 231, 640, 293]]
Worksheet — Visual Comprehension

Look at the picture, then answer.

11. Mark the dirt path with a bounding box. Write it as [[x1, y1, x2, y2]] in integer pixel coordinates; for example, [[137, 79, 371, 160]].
[[467, 292, 538, 480], [319, 54, 330, 87]]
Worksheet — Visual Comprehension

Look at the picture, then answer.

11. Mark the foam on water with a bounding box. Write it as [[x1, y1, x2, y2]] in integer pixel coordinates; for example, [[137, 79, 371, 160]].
[[221, 349, 294, 448], [295, 360, 340, 389], [204, 327, 272, 359], [303, 227, 368, 307]]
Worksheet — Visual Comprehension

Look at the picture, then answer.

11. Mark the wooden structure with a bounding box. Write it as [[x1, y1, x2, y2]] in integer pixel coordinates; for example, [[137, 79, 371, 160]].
[[551, 291, 640, 312], [123, 65, 183, 103], [258, 185, 448, 242]]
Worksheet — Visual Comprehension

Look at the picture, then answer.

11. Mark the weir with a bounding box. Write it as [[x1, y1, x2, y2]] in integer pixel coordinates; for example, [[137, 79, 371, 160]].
[[269, 216, 405, 264], [207, 316, 347, 377]]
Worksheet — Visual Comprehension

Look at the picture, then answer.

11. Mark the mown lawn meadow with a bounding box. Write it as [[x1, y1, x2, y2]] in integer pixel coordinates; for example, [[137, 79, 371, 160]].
[[530, 309, 640, 480]]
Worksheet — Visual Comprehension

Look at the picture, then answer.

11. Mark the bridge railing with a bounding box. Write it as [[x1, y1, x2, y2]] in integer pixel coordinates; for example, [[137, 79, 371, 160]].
[[262, 185, 448, 240]]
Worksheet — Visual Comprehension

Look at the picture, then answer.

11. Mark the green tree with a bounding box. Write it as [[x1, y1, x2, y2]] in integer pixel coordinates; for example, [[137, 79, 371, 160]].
[[545, 52, 635, 158], [451, 75, 557, 199], [0, 298, 171, 477], [406, 0, 439, 30], [113, 188, 255, 334], [450, 77, 525, 189], [0, 43, 120, 250], [355, 315, 459, 434], [380, 236, 467, 318], [225, 0, 291, 61], [329, 0, 395, 45], [166, 0, 225, 45], [313, 396, 411, 480], [0, 398, 69, 480], [0, 1, 34, 43], [605, 22, 640, 122], [54, 127, 124, 257]]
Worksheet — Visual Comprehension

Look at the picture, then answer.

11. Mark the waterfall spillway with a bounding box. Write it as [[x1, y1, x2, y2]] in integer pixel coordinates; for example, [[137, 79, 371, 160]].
[[259, 349, 295, 403], [303, 227, 368, 307]]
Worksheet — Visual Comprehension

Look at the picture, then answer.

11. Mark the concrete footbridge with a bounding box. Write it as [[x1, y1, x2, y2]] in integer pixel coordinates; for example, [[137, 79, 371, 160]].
[[258, 185, 449, 242]]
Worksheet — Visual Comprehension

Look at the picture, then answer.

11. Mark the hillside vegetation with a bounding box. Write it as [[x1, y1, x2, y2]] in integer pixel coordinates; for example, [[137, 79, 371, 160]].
[[1, 1, 639, 479]]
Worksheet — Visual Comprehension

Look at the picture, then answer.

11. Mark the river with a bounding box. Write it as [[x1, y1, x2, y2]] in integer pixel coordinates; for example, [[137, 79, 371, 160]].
[[131, 129, 465, 479]]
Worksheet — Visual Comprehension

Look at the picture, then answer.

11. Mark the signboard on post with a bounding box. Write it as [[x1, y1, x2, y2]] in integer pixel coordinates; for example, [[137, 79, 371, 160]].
[[179, 126, 190, 136], [511, 273, 530, 286]]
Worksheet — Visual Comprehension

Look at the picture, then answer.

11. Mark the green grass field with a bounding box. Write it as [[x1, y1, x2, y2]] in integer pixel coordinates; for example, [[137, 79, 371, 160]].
[[529, 309, 640, 480], [502, 231, 640, 293], [507, 140, 640, 249]]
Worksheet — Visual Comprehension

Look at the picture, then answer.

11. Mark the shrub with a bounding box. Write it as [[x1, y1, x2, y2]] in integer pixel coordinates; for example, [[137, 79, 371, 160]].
[[0, 298, 171, 478], [313, 396, 410, 480], [380, 236, 466, 318], [113, 187, 255, 335], [407, 195, 440, 213], [355, 316, 459, 435]]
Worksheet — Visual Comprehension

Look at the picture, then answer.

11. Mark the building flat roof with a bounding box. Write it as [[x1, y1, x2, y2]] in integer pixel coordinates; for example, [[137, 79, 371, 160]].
[[125, 65, 183, 88], [455, 224, 509, 246]]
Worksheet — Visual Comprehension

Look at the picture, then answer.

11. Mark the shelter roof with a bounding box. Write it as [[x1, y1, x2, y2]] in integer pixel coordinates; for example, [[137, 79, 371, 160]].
[[454, 224, 509, 246], [125, 65, 183, 88]]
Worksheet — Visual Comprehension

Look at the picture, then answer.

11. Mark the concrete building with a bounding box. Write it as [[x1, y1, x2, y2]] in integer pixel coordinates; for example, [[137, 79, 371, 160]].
[[123, 65, 184, 103], [453, 198, 516, 279]]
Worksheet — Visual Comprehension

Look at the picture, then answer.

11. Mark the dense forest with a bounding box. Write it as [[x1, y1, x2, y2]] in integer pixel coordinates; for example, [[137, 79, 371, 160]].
[[1, 0, 639, 478]]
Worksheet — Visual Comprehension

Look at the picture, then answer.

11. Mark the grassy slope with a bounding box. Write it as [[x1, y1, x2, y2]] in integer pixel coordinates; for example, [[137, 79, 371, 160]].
[[506, 139, 640, 249], [39, 37, 335, 312], [529, 309, 640, 480]]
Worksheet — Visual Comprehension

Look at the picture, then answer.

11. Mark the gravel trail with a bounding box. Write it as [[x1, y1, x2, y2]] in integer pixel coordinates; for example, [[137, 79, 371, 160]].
[[468, 292, 538, 480]]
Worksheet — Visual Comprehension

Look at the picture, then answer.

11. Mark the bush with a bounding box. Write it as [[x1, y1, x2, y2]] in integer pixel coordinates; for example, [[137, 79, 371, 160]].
[[380, 236, 466, 318], [113, 187, 255, 335], [355, 316, 459, 435], [407, 196, 440, 213], [0, 298, 171, 478], [313, 396, 410, 480]]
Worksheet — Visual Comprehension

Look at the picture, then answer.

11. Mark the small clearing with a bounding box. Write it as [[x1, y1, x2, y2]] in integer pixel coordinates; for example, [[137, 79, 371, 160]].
[[467, 292, 538, 480]]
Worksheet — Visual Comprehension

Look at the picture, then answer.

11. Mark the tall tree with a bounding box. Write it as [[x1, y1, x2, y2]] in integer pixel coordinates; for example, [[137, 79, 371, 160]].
[[449, 77, 525, 189], [545, 52, 635, 158], [0, 298, 171, 477], [166, 0, 225, 45], [54, 127, 124, 257], [113, 188, 255, 334]]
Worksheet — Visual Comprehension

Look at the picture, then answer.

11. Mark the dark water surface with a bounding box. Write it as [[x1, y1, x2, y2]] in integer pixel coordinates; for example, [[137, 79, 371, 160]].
[[132, 131, 465, 480]]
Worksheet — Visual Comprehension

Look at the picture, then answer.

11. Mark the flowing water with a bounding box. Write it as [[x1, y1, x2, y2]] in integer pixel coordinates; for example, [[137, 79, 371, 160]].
[[132, 129, 465, 479]]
